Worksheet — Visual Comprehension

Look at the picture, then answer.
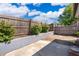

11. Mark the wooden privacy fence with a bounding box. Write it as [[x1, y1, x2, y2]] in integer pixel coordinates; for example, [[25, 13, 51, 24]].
[[53, 22, 79, 35], [0, 15, 41, 36]]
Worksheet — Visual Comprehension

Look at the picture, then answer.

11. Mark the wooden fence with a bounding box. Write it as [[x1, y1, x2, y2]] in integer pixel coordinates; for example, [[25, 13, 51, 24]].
[[0, 15, 42, 36], [53, 21, 79, 35]]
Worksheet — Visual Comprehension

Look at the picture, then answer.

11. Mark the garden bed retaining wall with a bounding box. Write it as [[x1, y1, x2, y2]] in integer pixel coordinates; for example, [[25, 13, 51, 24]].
[[0, 31, 53, 56]]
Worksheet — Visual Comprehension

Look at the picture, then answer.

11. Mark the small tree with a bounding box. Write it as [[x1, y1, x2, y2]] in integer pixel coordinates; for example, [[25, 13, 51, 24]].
[[0, 20, 15, 44], [31, 24, 42, 35], [41, 24, 49, 33], [74, 31, 79, 36], [58, 4, 75, 26]]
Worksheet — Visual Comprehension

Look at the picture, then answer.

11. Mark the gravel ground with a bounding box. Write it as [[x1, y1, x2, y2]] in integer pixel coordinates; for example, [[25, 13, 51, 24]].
[[0, 32, 53, 56]]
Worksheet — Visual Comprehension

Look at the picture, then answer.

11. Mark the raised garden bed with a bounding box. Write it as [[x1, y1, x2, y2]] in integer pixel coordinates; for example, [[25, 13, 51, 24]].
[[0, 31, 53, 56]]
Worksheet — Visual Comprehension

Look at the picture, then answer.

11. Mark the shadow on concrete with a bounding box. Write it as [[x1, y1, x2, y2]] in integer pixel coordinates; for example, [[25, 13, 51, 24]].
[[33, 39, 74, 56]]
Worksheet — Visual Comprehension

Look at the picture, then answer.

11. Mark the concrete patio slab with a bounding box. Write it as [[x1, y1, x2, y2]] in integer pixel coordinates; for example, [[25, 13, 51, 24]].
[[5, 34, 77, 56], [33, 40, 74, 56]]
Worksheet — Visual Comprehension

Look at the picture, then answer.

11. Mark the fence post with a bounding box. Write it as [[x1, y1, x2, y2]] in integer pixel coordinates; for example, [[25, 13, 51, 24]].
[[28, 19, 32, 35]]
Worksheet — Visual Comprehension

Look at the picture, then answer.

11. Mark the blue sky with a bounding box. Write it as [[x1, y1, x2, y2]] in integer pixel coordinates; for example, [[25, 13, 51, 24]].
[[0, 3, 68, 24]]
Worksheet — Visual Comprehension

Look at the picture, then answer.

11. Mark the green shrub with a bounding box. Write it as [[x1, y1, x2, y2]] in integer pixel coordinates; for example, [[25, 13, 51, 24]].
[[0, 20, 15, 43], [74, 31, 79, 36], [41, 25, 49, 33], [31, 24, 42, 35]]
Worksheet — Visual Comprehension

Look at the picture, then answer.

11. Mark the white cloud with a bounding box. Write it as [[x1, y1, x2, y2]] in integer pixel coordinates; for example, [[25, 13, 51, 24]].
[[28, 9, 42, 16], [0, 3, 29, 17], [51, 3, 68, 6], [16, 3, 31, 6], [58, 7, 65, 15], [33, 15, 44, 22], [45, 11, 59, 18], [32, 3, 41, 6], [0, 3, 65, 24], [46, 7, 65, 18], [33, 7, 65, 24]]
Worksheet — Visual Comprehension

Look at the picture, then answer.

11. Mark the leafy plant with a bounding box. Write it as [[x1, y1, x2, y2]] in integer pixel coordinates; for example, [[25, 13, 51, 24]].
[[74, 31, 79, 36], [58, 4, 75, 26], [31, 24, 42, 35], [0, 20, 15, 43], [41, 24, 49, 33]]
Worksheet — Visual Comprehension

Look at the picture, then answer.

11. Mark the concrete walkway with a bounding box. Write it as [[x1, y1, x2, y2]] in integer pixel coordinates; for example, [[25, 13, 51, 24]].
[[51, 35, 77, 43], [5, 35, 77, 56], [0, 32, 53, 56]]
